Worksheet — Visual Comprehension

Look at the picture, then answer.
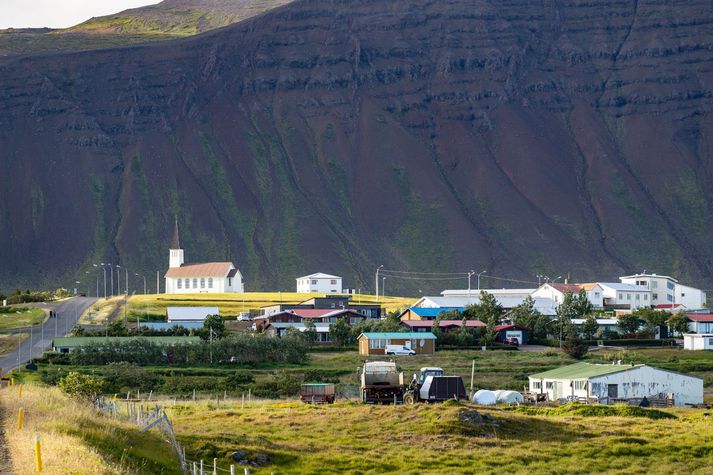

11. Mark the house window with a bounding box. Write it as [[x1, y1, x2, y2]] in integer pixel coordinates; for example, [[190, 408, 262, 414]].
[[594, 292, 600, 298], [532, 381, 541, 390], [681, 293, 686, 297], [636, 280, 647, 286], [370, 338, 385, 349], [573, 380, 587, 391], [312, 280, 317, 285], [667, 282, 675, 290], [635, 294, 640, 300], [644, 294, 648, 300], [709, 338, 713, 346], [618, 293, 623, 300], [667, 294, 673, 302], [627, 294, 631, 300], [208, 278, 213, 288], [228, 278, 232, 287], [545, 382, 553, 389], [177, 279, 182, 289], [330, 280, 337, 285], [192, 278, 198, 288], [653, 293, 658, 300], [200, 278, 205, 289]]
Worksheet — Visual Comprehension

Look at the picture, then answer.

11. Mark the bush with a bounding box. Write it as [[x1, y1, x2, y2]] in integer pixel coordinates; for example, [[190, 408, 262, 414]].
[[224, 370, 256, 389], [102, 362, 160, 393], [562, 339, 589, 359], [58, 372, 105, 401], [251, 371, 303, 398]]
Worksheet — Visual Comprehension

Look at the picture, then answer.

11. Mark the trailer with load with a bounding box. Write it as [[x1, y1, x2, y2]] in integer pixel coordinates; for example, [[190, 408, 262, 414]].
[[360, 361, 404, 404], [300, 383, 336, 404], [403, 367, 467, 404]]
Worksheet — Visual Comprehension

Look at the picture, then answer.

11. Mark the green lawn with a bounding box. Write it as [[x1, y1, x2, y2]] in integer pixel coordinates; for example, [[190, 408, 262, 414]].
[[0, 306, 46, 330], [0, 332, 27, 356]]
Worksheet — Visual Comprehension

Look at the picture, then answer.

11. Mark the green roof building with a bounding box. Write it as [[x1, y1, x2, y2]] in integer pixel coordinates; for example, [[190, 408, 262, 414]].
[[528, 362, 703, 406]]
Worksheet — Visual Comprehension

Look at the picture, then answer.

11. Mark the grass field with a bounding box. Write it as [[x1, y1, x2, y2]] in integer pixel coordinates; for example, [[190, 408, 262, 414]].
[[79, 293, 417, 324], [0, 307, 46, 330], [0, 380, 181, 474], [0, 333, 27, 356], [168, 399, 713, 474]]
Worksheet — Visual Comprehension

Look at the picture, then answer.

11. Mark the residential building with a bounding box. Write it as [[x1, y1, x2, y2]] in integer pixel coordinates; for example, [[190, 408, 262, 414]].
[[595, 283, 651, 310], [532, 283, 591, 305], [494, 324, 529, 345], [528, 362, 703, 406], [253, 308, 368, 332], [52, 336, 200, 353], [358, 332, 436, 355], [296, 273, 342, 293], [259, 295, 380, 318], [399, 307, 464, 321], [686, 314, 713, 334], [570, 318, 620, 335], [619, 273, 677, 306], [400, 319, 486, 333], [164, 221, 244, 294], [683, 334, 713, 351], [166, 306, 219, 323], [413, 295, 557, 316], [577, 284, 605, 308], [264, 322, 332, 342], [441, 288, 535, 298], [675, 284, 707, 310]]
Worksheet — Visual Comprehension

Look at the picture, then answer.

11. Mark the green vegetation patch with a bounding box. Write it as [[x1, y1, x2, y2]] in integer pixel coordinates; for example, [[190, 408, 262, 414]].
[[514, 402, 676, 420], [0, 306, 46, 330]]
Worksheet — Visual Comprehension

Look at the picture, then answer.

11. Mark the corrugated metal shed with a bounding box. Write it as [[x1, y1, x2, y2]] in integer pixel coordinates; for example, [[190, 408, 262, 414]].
[[529, 362, 643, 380], [166, 306, 219, 322], [139, 322, 204, 330]]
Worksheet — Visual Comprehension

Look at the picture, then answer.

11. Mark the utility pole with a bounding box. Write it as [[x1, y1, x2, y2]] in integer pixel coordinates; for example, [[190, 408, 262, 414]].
[[375, 265, 383, 301], [156, 271, 160, 294], [116, 266, 121, 295], [109, 265, 114, 297], [477, 270, 487, 291], [125, 267, 129, 295], [468, 270, 475, 297], [382, 277, 386, 300], [94, 264, 107, 298], [136, 274, 147, 295]]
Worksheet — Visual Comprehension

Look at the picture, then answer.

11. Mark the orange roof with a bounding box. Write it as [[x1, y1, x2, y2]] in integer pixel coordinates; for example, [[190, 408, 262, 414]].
[[579, 283, 598, 291], [165, 262, 234, 278]]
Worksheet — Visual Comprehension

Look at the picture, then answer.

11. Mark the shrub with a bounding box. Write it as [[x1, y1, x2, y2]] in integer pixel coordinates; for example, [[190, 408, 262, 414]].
[[58, 372, 105, 402], [562, 339, 589, 359], [102, 362, 160, 393], [224, 370, 256, 389]]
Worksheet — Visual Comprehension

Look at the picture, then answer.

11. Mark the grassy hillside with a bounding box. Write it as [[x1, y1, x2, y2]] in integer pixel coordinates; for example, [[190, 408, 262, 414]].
[[83, 292, 416, 323], [0, 307, 46, 330], [0, 380, 181, 474], [0, 0, 293, 56], [168, 399, 713, 474]]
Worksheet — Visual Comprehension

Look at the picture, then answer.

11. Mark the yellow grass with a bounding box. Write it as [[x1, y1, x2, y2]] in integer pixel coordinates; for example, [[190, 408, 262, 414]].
[[0, 333, 28, 357], [78, 296, 125, 325], [124, 292, 416, 318]]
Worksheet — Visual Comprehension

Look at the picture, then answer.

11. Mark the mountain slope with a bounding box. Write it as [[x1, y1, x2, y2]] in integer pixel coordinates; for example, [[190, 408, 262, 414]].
[[0, 0, 712, 293], [0, 0, 292, 56]]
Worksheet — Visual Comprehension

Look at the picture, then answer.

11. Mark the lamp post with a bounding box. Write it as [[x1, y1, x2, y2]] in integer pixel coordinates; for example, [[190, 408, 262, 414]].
[[551, 275, 563, 284], [85, 271, 92, 297], [94, 264, 107, 298], [537, 275, 545, 286], [467, 270, 475, 297], [375, 265, 384, 301], [135, 273, 147, 295], [477, 270, 487, 291], [107, 264, 114, 297], [116, 265, 121, 295], [382, 277, 386, 300]]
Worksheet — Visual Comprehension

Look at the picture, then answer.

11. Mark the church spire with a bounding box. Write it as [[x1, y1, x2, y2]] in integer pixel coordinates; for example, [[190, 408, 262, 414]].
[[170, 216, 181, 249]]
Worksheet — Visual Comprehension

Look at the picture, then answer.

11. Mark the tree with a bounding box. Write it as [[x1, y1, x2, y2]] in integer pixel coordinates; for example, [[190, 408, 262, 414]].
[[58, 372, 105, 402], [328, 318, 351, 346], [580, 314, 599, 340], [106, 319, 129, 336], [573, 289, 594, 318], [202, 314, 226, 340], [303, 319, 318, 345], [562, 337, 589, 359], [509, 296, 552, 341], [470, 291, 503, 348], [633, 308, 671, 338], [617, 313, 641, 336], [667, 312, 690, 337], [555, 291, 579, 343]]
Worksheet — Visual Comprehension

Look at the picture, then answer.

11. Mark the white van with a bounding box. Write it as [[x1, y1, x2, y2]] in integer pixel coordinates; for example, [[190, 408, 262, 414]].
[[385, 345, 416, 356]]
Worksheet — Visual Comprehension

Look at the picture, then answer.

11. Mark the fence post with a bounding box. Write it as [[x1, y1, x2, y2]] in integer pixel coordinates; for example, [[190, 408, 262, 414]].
[[34, 435, 43, 473], [17, 407, 24, 430], [213, 458, 217, 475], [193, 461, 197, 475], [248, 389, 251, 402], [200, 459, 204, 475], [224, 390, 227, 400], [230, 465, 235, 475], [149, 390, 153, 401], [241, 393, 244, 409], [126, 391, 130, 400], [244, 468, 249, 475], [138, 389, 141, 400]]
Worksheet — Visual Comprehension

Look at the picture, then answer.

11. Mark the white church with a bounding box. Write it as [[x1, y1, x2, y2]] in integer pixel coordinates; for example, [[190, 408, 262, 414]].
[[164, 220, 244, 294]]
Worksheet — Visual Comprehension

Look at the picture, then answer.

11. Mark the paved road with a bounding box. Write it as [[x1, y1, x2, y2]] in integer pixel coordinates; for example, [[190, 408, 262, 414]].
[[0, 297, 97, 375]]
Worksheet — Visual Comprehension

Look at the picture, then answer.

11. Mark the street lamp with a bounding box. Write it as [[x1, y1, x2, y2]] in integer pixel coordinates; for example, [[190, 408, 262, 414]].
[[477, 270, 487, 291], [94, 264, 107, 298], [467, 270, 475, 296], [106, 264, 114, 297], [537, 275, 546, 286], [382, 276, 386, 299], [116, 265, 122, 295], [135, 273, 147, 295], [551, 275, 563, 284], [375, 265, 384, 301]]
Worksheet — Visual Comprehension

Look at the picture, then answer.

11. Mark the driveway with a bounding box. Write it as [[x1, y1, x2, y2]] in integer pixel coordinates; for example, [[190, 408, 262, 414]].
[[0, 297, 96, 375]]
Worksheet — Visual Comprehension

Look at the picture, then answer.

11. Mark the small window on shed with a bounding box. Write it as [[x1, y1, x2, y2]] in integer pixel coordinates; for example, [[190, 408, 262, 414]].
[[545, 382, 553, 389], [532, 381, 541, 389], [574, 380, 587, 391]]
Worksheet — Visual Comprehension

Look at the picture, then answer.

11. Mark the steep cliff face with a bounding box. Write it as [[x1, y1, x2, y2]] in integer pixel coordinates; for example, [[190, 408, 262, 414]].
[[1, 0, 712, 292]]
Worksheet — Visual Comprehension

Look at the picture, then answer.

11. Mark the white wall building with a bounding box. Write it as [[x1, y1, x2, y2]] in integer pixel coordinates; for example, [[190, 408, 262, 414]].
[[675, 284, 707, 310], [683, 334, 713, 351], [166, 306, 219, 323], [619, 273, 677, 306], [531, 283, 601, 307], [296, 273, 342, 293], [164, 220, 244, 294], [441, 288, 535, 299], [529, 362, 703, 406], [414, 295, 557, 316], [596, 283, 651, 310]]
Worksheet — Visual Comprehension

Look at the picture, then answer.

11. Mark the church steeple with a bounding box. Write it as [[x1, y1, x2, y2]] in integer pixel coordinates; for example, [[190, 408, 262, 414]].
[[169, 217, 184, 269], [170, 217, 181, 250]]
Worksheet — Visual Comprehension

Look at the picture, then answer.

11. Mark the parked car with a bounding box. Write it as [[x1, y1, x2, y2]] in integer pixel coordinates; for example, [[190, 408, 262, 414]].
[[385, 345, 416, 356], [237, 312, 251, 321], [503, 337, 520, 346]]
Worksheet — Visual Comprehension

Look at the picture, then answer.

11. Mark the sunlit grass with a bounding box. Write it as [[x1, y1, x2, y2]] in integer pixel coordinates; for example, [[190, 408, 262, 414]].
[[0, 333, 28, 356], [0, 307, 46, 331]]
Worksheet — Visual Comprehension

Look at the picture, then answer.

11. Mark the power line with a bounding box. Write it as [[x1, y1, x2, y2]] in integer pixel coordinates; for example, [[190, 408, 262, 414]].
[[380, 269, 469, 276]]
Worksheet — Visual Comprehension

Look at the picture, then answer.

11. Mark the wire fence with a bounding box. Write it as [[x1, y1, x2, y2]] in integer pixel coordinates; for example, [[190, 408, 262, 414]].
[[94, 395, 275, 475]]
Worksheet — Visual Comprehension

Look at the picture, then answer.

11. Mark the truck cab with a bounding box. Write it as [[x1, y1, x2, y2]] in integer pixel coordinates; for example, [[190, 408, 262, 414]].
[[414, 367, 445, 385]]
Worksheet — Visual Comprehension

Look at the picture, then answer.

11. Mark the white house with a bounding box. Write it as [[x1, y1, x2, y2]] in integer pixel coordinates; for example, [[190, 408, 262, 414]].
[[296, 273, 342, 293], [531, 283, 600, 306], [675, 284, 707, 310], [528, 362, 703, 406], [441, 288, 535, 299], [166, 306, 219, 323], [620, 273, 707, 309], [595, 283, 651, 310], [164, 220, 244, 294], [413, 295, 557, 316], [686, 314, 713, 334], [683, 334, 713, 351]]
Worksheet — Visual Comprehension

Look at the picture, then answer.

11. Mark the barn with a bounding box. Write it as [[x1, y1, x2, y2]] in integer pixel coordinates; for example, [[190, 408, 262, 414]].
[[528, 362, 703, 406]]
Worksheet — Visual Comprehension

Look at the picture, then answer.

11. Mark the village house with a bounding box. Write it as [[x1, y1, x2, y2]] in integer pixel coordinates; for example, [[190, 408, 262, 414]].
[[570, 318, 620, 336], [593, 282, 651, 310], [683, 333, 713, 351], [258, 294, 380, 318], [413, 295, 557, 316], [494, 324, 529, 345], [619, 273, 706, 309], [531, 283, 590, 305], [253, 308, 369, 332], [528, 362, 703, 406], [686, 314, 713, 334], [164, 221, 244, 294], [399, 307, 463, 321], [358, 332, 436, 355], [441, 288, 535, 299], [400, 319, 486, 333], [166, 306, 219, 324], [296, 273, 342, 293]]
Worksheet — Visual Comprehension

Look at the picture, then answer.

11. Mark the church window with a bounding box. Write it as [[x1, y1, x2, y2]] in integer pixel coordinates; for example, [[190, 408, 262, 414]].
[[200, 278, 205, 289], [177, 279, 182, 289], [193, 278, 198, 288], [228, 278, 233, 287], [184, 278, 189, 288], [208, 278, 213, 288]]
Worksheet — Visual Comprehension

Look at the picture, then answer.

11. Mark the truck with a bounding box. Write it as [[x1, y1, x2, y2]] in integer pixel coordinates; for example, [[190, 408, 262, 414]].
[[360, 361, 404, 404], [403, 367, 467, 404], [300, 383, 336, 404]]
